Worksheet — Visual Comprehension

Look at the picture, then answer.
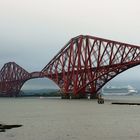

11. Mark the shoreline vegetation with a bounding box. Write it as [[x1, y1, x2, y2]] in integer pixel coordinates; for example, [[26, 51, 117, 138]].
[[0, 89, 61, 97]]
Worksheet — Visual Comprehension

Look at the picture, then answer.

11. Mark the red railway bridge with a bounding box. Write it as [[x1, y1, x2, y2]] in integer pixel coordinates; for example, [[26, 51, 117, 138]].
[[0, 35, 140, 98]]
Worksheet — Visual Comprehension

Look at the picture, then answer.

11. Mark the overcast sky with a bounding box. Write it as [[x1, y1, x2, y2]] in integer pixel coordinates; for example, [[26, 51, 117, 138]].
[[1, 0, 140, 88]]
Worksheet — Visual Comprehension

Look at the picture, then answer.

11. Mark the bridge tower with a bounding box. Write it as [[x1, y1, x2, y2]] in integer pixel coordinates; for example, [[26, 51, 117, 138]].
[[0, 62, 44, 96], [42, 35, 140, 99], [0, 62, 30, 96]]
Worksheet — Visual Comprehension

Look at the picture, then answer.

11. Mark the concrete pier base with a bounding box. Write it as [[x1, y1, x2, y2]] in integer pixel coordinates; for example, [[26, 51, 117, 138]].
[[90, 93, 98, 99], [61, 93, 98, 99], [61, 94, 70, 99], [70, 94, 87, 99]]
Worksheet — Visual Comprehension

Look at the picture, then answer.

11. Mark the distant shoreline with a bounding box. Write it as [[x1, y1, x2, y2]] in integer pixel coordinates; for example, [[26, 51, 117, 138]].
[[0, 93, 61, 97]]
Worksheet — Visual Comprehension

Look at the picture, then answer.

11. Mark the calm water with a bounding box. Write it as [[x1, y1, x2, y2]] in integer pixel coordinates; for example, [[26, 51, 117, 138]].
[[1, 96, 140, 140]]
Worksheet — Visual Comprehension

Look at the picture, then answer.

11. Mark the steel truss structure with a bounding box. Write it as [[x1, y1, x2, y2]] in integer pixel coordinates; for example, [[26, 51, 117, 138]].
[[1, 35, 140, 98], [0, 62, 43, 96]]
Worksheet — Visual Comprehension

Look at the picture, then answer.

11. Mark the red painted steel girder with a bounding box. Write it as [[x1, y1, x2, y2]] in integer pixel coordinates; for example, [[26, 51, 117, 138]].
[[42, 35, 140, 98]]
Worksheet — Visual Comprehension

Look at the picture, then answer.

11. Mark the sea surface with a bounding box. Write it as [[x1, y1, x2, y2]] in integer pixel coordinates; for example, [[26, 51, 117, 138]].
[[0, 95, 140, 140]]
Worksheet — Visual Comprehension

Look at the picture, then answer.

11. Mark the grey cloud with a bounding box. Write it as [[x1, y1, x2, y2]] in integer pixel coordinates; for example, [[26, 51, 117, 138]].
[[0, 0, 140, 89]]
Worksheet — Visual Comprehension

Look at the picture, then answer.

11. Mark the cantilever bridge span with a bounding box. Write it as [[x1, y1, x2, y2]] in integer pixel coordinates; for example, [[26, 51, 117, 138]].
[[0, 35, 140, 98]]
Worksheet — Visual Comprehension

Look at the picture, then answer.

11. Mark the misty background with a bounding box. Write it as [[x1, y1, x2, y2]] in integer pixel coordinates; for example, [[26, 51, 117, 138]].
[[0, 0, 140, 90]]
